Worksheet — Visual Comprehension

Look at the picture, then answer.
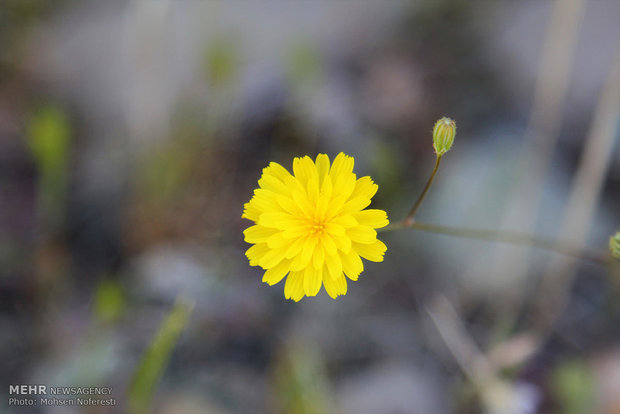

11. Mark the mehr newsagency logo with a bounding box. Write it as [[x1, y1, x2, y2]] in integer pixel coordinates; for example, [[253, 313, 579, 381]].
[[8, 384, 116, 408]]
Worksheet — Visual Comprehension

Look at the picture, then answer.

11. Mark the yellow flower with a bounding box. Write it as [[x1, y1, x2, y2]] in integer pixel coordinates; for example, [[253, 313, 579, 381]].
[[242, 153, 389, 301]]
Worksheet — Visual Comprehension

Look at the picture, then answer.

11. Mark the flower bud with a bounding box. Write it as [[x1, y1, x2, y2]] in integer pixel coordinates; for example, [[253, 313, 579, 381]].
[[433, 117, 456, 156], [610, 231, 620, 260]]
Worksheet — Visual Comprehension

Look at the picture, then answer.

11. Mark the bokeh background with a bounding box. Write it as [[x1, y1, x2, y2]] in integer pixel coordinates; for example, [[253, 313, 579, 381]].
[[1, 1, 620, 413]]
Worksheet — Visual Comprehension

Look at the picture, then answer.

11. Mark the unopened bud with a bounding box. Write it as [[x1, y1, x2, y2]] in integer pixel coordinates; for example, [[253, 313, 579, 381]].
[[610, 231, 620, 260], [433, 117, 456, 156]]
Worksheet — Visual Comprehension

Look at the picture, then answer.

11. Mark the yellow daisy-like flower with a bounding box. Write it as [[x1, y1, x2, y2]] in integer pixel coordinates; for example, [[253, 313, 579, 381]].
[[242, 153, 389, 301]]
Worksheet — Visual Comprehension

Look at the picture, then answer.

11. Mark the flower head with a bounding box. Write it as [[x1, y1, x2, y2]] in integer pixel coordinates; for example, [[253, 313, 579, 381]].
[[242, 153, 389, 301], [433, 117, 456, 156]]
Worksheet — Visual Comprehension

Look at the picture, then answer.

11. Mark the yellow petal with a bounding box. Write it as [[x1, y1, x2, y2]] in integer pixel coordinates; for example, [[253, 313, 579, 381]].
[[244, 225, 278, 244], [332, 174, 356, 201], [312, 243, 325, 269], [346, 226, 377, 244], [339, 196, 371, 215], [262, 259, 291, 285], [315, 154, 330, 186], [353, 209, 389, 228], [307, 177, 320, 207], [335, 273, 348, 294], [258, 173, 288, 194], [330, 152, 354, 179], [266, 165, 306, 193], [282, 225, 311, 240], [246, 243, 270, 267], [285, 236, 307, 259], [300, 235, 317, 264], [320, 233, 338, 257], [340, 249, 363, 280], [324, 194, 347, 220], [266, 162, 294, 182], [248, 190, 282, 213], [303, 265, 322, 296], [289, 252, 312, 271], [242, 202, 261, 222], [324, 249, 343, 280], [291, 189, 313, 217], [323, 268, 347, 298], [259, 212, 303, 229], [332, 234, 351, 254], [284, 271, 305, 301], [259, 247, 287, 269], [276, 195, 301, 215], [353, 239, 387, 262], [316, 177, 332, 219], [350, 176, 378, 199], [325, 222, 345, 236], [293, 156, 317, 186], [267, 232, 290, 249], [330, 214, 357, 228]]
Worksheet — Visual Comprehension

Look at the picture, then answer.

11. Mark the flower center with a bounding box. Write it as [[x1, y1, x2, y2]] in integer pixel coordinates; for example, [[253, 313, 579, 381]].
[[309, 219, 326, 235]]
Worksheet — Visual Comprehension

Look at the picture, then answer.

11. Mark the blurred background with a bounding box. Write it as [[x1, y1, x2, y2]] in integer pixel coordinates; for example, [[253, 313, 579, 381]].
[[1, 0, 620, 413]]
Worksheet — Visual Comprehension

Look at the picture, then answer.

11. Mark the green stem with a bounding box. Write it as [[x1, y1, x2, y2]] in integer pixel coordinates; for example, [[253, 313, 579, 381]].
[[381, 220, 610, 265], [404, 155, 442, 225]]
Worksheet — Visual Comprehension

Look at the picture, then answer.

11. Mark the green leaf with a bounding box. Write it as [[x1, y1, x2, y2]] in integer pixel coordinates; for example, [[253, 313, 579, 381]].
[[27, 104, 71, 225], [551, 359, 594, 414], [28, 104, 70, 178], [285, 41, 322, 85], [128, 299, 194, 414], [273, 341, 332, 414], [205, 39, 237, 86], [94, 279, 125, 323]]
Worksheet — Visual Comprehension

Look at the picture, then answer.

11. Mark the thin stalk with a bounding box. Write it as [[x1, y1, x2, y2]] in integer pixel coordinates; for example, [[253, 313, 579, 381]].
[[381, 220, 609, 265], [404, 155, 442, 225]]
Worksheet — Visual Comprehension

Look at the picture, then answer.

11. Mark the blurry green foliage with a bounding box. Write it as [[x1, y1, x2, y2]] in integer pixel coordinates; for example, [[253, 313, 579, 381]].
[[285, 41, 322, 85], [46, 333, 120, 387], [272, 341, 332, 414], [205, 39, 238, 87], [3, 0, 48, 20], [138, 139, 199, 204], [28, 104, 70, 181], [551, 359, 594, 414], [1, 0, 65, 69], [128, 299, 194, 414], [94, 279, 125, 324], [370, 140, 403, 198], [27, 104, 71, 225], [610, 231, 620, 260]]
